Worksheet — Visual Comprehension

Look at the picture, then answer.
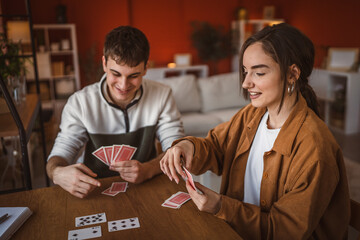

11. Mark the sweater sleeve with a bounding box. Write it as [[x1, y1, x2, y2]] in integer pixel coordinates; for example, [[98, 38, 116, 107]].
[[156, 87, 185, 151], [47, 94, 89, 164]]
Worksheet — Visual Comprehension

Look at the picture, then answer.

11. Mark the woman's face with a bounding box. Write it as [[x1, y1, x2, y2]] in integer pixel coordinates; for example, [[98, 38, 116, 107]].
[[242, 42, 283, 112]]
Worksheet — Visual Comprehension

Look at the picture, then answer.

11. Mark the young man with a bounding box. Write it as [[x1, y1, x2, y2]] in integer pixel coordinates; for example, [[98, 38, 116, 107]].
[[46, 26, 184, 198]]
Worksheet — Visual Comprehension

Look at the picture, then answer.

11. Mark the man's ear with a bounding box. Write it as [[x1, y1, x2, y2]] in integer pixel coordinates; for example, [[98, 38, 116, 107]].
[[143, 62, 148, 76], [287, 64, 301, 83], [102, 56, 107, 72]]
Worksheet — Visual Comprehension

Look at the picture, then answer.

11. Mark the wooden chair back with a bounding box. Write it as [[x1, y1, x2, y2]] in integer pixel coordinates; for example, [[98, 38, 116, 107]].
[[350, 199, 360, 239]]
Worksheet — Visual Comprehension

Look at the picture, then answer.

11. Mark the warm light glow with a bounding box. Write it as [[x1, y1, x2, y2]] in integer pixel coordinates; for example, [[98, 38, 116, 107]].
[[269, 20, 283, 26], [167, 63, 176, 68], [6, 21, 31, 43]]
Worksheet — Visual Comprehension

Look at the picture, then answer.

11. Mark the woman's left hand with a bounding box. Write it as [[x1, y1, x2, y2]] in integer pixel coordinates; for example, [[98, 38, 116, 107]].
[[186, 180, 221, 214]]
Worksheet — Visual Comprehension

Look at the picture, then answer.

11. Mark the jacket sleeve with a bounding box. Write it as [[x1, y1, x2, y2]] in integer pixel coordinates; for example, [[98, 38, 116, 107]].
[[215, 143, 343, 239], [178, 108, 246, 176], [47, 94, 88, 164], [156, 88, 185, 151]]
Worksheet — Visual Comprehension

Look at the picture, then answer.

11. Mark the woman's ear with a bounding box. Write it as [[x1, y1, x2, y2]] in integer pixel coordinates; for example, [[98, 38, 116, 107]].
[[287, 64, 301, 83]]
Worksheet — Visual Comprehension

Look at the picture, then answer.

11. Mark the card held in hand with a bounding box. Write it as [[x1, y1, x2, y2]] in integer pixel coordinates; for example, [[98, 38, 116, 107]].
[[114, 145, 136, 162], [68, 226, 101, 240], [92, 147, 107, 166], [183, 167, 203, 194]]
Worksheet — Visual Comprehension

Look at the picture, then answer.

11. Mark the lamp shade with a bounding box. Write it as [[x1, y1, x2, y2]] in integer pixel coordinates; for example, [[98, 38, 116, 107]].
[[6, 21, 31, 43]]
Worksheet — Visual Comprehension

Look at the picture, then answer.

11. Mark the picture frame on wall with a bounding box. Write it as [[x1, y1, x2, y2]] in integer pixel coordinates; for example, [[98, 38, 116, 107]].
[[263, 6, 275, 19], [326, 48, 359, 72], [174, 54, 192, 66]]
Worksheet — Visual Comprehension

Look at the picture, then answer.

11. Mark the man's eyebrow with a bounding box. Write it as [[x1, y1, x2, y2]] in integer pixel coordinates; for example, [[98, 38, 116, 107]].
[[109, 69, 141, 76], [110, 68, 120, 74]]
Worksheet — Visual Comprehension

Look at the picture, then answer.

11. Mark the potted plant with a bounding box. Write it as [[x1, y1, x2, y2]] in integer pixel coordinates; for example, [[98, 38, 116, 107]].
[[0, 33, 27, 104], [190, 21, 232, 74]]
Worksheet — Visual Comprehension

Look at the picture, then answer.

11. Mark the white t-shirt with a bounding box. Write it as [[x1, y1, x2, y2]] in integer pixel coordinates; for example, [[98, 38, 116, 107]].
[[243, 111, 280, 206]]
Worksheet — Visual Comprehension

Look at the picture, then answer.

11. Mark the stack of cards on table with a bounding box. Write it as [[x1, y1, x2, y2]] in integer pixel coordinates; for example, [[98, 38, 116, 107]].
[[68, 212, 140, 240], [161, 191, 191, 209], [101, 182, 128, 196], [92, 145, 137, 166]]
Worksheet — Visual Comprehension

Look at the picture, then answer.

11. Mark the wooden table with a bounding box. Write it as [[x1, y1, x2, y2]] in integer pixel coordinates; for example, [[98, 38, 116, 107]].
[[0, 174, 242, 239], [0, 94, 40, 141]]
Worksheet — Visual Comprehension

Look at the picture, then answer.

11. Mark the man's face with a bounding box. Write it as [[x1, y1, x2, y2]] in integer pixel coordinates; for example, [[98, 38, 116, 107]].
[[102, 56, 146, 108]]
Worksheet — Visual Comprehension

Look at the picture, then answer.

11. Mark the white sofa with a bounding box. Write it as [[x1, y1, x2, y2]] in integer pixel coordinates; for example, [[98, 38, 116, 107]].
[[150, 72, 250, 192], [152, 72, 250, 138]]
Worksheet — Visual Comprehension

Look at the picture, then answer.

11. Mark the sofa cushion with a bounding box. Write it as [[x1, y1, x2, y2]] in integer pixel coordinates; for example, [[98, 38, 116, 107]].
[[197, 72, 249, 113], [156, 75, 202, 112], [206, 108, 240, 123], [181, 112, 223, 137]]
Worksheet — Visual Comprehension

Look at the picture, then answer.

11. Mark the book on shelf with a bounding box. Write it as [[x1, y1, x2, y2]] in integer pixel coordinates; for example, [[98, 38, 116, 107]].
[[0, 207, 32, 240]]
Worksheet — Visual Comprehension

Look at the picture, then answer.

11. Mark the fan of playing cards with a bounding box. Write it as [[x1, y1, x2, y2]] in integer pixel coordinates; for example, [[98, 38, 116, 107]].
[[92, 145, 137, 166]]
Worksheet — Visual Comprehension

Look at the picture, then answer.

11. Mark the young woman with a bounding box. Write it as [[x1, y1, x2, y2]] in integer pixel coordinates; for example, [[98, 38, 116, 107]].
[[160, 23, 350, 239]]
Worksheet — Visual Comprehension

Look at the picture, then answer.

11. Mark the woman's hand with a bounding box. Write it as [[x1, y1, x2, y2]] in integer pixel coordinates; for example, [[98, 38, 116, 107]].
[[186, 180, 221, 214], [160, 140, 194, 184]]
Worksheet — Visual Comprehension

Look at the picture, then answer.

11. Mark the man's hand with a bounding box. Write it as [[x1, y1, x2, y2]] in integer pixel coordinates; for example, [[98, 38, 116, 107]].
[[186, 181, 221, 215], [109, 160, 148, 184], [47, 157, 101, 198], [109, 154, 163, 184]]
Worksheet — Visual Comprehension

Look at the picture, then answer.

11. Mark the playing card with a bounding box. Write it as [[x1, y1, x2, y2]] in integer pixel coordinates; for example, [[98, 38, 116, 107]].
[[108, 217, 140, 232], [114, 145, 136, 162], [101, 187, 119, 197], [92, 147, 107, 166], [110, 182, 128, 193], [165, 191, 191, 206], [111, 145, 123, 164], [68, 226, 101, 240], [75, 213, 107, 227], [183, 166, 203, 194], [161, 202, 180, 209], [103, 146, 114, 165]]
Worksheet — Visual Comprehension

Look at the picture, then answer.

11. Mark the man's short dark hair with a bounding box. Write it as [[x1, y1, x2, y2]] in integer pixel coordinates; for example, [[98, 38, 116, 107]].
[[103, 26, 150, 67]]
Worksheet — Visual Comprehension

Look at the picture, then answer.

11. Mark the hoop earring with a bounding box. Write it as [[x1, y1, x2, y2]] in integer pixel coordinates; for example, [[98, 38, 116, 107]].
[[288, 82, 295, 96]]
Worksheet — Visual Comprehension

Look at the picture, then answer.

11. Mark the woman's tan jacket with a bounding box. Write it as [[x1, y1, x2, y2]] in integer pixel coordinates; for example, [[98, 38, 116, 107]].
[[179, 95, 350, 240]]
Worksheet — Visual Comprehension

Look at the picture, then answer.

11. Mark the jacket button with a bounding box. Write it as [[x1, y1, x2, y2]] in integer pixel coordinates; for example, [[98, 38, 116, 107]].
[[261, 200, 266, 206], [263, 172, 268, 179]]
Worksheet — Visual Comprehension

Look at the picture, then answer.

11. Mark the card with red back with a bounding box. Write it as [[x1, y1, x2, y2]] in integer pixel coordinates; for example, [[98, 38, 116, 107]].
[[114, 145, 137, 162], [103, 146, 114, 165], [183, 166, 203, 194], [165, 191, 191, 205], [161, 202, 180, 209], [101, 187, 119, 197], [92, 147, 107, 166], [111, 145, 123, 164], [110, 182, 128, 193]]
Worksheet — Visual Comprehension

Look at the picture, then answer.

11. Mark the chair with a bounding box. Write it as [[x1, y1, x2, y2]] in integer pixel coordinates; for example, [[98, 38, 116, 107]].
[[350, 199, 360, 239]]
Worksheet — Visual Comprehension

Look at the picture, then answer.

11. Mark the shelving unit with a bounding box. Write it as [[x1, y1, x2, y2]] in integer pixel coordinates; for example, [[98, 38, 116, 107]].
[[309, 68, 360, 135], [0, 0, 48, 192], [144, 65, 209, 80], [231, 19, 284, 72], [25, 24, 80, 122]]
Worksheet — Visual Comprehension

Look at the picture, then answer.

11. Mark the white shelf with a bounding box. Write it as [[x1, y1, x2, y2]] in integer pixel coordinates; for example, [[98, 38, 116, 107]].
[[25, 24, 80, 123], [309, 68, 360, 135], [144, 65, 209, 80], [231, 19, 284, 72]]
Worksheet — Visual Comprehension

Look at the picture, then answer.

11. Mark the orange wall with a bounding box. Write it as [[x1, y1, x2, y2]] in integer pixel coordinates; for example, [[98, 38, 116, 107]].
[[3, 0, 360, 86]]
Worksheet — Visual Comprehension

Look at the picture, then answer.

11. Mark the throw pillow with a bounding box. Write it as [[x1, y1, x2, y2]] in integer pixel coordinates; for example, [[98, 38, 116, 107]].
[[198, 72, 249, 112], [156, 75, 202, 112]]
